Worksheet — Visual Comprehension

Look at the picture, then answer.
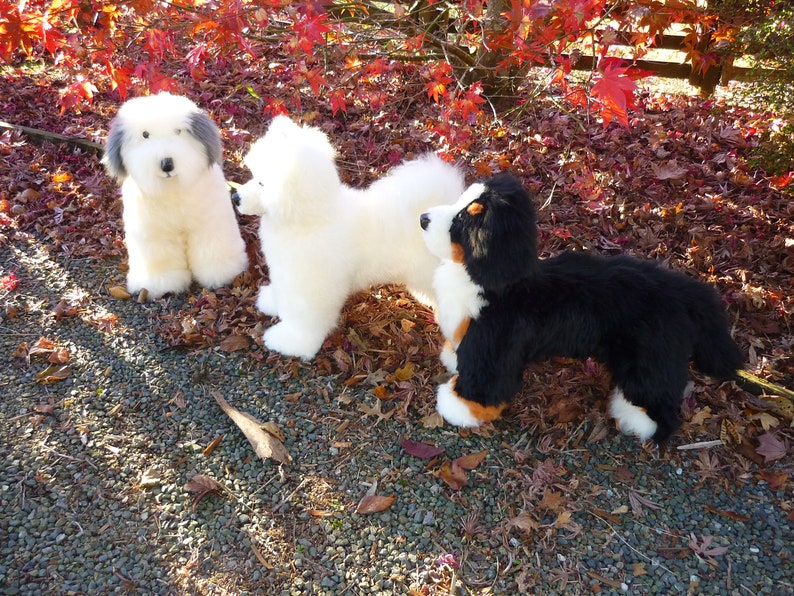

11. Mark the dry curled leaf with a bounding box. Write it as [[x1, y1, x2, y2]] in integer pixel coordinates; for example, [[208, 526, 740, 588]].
[[394, 361, 414, 382], [184, 474, 224, 511], [107, 285, 131, 300], [719, 418, 742, 447], [211, 390, 291, 464], [436, 460, 467, 490], [12, 341, 29, 359], [455, 449, 488, 470], [628, 489, 662, 517], [35, 364, 71, 382], [202, 435, 224, 457], [538, 489, 565, 513], [48, 347, 70, 364], [356, 494, 395, 514], [420, 411, 445, 429], [507, 512, 539, 534], [139, 468, 163, 488]]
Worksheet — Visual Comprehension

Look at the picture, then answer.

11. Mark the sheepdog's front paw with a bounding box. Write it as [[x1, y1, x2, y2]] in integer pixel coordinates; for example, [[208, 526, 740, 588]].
[[263, 322, 323, 360], [436, 376, 505, 427], [127, 269, 192, 299], [191, 253, 248, 290], [256, 285, 278, 316]]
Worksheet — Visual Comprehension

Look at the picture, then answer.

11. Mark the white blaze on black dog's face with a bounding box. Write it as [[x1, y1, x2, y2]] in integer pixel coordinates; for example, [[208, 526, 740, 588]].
[[423, 174, 539, 292], [421, 183, 486, 262]]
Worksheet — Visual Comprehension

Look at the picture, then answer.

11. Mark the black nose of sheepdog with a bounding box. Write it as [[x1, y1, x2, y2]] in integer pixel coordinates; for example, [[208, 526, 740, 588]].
[[231, 192, 241, 207], [420, 213, 431, 230], [160, 157, 174, 173]]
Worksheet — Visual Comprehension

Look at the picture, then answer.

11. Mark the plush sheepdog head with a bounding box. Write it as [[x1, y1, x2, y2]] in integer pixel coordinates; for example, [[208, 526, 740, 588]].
[[421, 173, 539, 292], [232, 116, 341, 222], [103, 92, 223, 196]]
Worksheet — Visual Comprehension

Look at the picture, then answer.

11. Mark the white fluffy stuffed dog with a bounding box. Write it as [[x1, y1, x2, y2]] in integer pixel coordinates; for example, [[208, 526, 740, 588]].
[[104, 93, 248, 298], [233, 116, 465, 359]]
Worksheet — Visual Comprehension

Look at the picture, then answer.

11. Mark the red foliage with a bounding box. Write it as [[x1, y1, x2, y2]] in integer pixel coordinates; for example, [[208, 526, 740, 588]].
[[0, 0, 764, 128]]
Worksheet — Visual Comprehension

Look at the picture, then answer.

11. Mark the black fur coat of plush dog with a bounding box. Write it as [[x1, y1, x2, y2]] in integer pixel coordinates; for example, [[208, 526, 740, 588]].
[[420, 173, 742, 442]]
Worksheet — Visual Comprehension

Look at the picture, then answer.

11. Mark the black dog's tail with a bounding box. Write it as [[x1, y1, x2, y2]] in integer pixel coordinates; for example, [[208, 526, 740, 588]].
[[691, 294, 743, 380]]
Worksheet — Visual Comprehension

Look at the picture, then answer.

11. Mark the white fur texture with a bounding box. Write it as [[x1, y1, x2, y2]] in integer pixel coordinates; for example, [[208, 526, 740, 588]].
[[105, 93, 248, 298], [235, 116, 465, 360], [608, 388, 658, 441], [436, 378, 482, 427], [432, 261, 487, 373]]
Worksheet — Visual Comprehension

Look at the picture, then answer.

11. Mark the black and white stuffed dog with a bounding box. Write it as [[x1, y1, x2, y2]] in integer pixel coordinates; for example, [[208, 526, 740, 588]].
[[420, 173, 742, 442]]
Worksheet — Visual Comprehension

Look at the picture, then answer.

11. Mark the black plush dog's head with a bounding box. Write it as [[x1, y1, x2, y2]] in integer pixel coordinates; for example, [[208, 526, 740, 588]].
[[446, 173, 539, 292]]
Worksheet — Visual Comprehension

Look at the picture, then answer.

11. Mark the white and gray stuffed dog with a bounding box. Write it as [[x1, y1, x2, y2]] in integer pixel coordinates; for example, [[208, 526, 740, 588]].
[[233, 116, 465, 360], [104, 93, 248, 299]]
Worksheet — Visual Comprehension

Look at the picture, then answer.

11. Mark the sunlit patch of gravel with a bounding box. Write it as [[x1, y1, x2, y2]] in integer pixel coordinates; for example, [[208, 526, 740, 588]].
[[1, 236, 792, 595]]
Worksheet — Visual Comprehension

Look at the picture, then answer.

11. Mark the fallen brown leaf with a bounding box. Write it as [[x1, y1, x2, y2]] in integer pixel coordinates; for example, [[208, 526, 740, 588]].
[[359, 398, 393, 423], [211, 390, 291, 464], [107, 285, 131, 300], [759, 470, 788, 490], [436, 460, 467, 490], [184, 474, 224, 511], [538, 489, 565, 513], [394, 362, 414, 381], [219, 334, 250, 352], [554, 510, 573, 528], [507, 512, 539, 533], [47, 347, 70, 364], [628, 489, 662, 517], [756, 431, 788, 463], [11, 341, 29, 359], [420, 411, 445, 429], [203, 435, 224, 457], [356, 494, 395, 514], [454, 449, 488, 470], [35, 364, 71, 382]]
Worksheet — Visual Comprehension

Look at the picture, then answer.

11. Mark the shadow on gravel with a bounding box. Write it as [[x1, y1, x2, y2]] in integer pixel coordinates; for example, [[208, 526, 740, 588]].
[[1, 237, 792, 595]]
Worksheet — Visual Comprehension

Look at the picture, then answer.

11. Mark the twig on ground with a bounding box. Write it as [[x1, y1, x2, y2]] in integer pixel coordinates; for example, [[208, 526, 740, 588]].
[[677, 439, 724, 450], [0, 120, 104, 153]]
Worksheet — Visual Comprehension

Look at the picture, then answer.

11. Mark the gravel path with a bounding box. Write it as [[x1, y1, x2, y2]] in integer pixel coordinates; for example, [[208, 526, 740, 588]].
[[1, 236, 792, 595]]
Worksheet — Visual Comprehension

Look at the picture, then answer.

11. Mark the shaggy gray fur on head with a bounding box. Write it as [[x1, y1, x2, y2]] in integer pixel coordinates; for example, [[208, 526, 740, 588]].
[[102, 98, 222, 181], [103, 117, 127, 180], [188, 111, 223, 167]]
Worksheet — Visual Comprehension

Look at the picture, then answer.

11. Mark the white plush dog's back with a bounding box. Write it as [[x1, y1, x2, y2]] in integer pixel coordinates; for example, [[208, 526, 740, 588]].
[[344, 154, 465, 303], [235, 117, 465, 359]]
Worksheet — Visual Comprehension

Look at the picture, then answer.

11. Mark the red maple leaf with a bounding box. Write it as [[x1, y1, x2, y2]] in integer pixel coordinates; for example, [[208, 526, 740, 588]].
[[590, 61, 638, 128], [293, 11, 331, 54], [328, 88, 347, 115], [453, 81, 486, 122]]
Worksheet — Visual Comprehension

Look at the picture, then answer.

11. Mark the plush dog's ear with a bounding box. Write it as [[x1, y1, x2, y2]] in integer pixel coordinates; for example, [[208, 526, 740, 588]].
[[188, 110, 223, 167], [457, 173, 539, 292], [103, 119, 127, 180]]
